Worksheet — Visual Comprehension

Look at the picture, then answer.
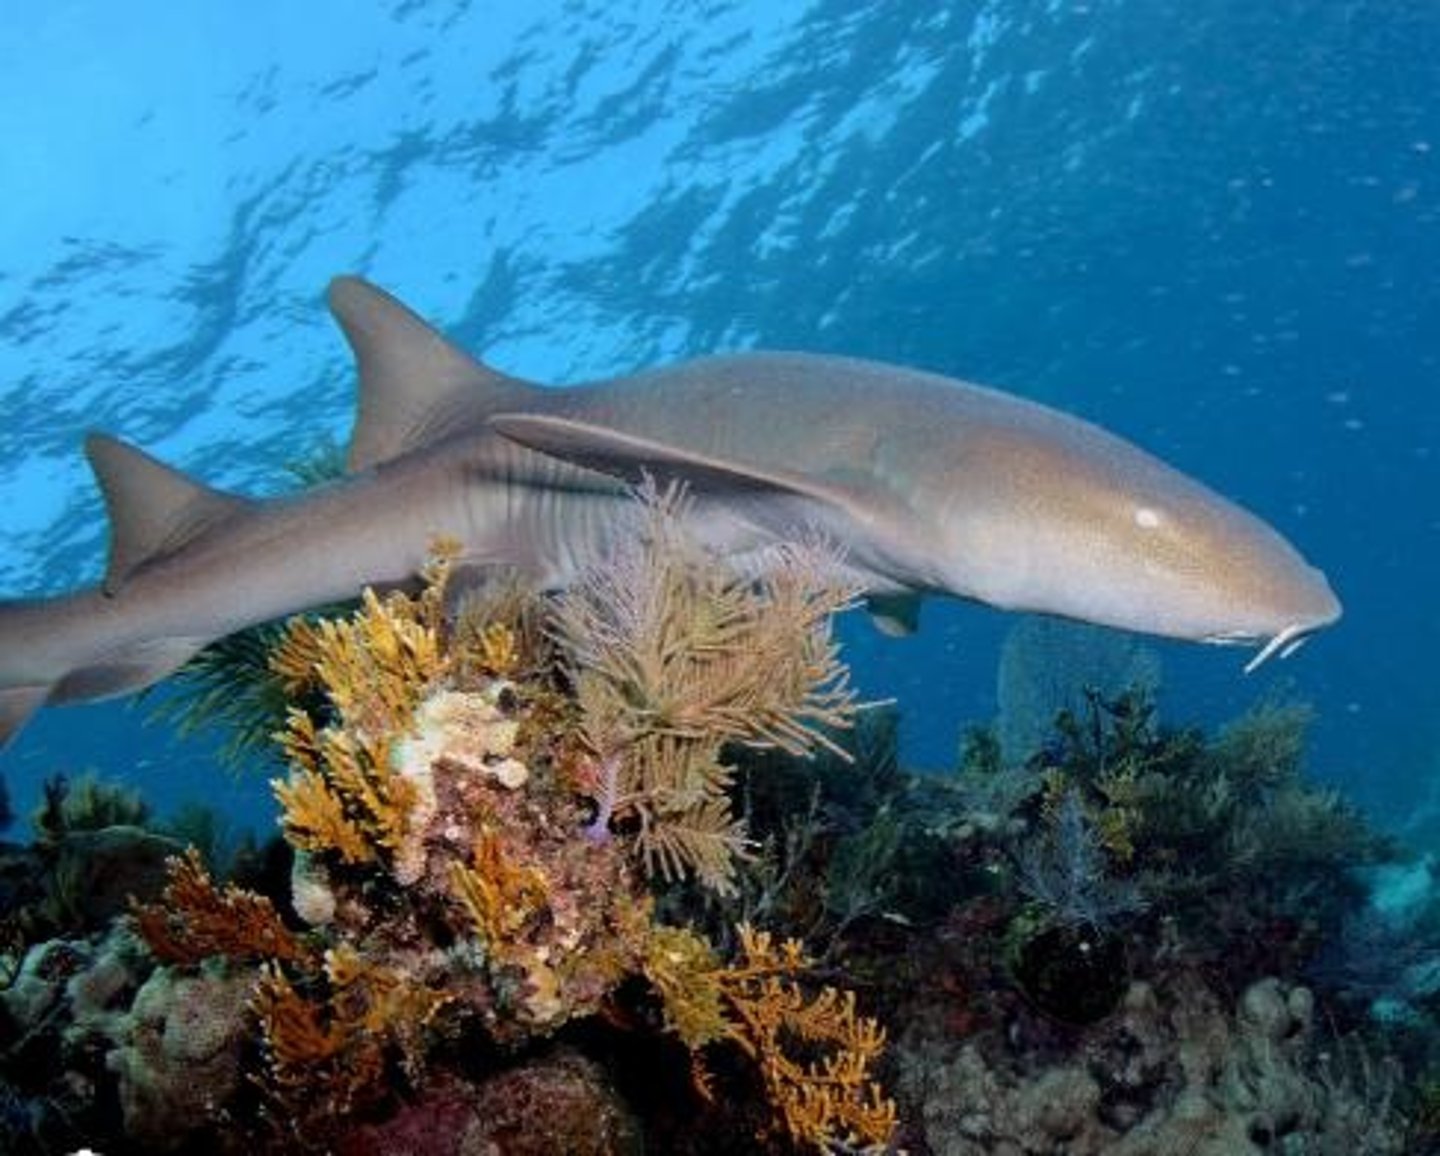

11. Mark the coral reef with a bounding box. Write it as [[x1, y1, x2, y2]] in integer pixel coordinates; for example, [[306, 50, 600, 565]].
[[132, 847, 306, 965], [14, 486, 888, 1154], [0, 771, 186, 962], [5, 490, 1435, 1154], [996, 617, 1160, 766], [0, 926, 256, 1155], [640, 923, 896, 1151], [711, 926, 896, 1150], [988, 689, 1383, 990], [333, 1050, 643, 1156], [1013, 786, 1146, 931], [33, 771, 151, 842], [48, 825, 183, 931]]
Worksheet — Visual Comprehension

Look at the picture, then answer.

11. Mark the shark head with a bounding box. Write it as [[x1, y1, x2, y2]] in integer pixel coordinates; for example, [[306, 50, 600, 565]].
[[926, 404, 1341, 668]]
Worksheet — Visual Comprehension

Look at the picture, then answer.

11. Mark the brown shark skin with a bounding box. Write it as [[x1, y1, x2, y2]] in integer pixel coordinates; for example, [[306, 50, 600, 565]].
[[0, 277, 1340, 748]]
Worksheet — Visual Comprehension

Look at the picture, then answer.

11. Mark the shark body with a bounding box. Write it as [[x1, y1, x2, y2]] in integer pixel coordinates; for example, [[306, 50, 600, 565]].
[[0, 277, 1340, 748]]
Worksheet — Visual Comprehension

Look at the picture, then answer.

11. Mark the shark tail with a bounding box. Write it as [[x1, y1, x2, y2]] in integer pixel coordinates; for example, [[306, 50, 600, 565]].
[[0, 593, 213, 751], [0, 676, 49, 751]]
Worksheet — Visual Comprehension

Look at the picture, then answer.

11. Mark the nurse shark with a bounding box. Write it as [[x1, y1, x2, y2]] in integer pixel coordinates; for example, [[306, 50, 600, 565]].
[[0, 276, 1340, 748]]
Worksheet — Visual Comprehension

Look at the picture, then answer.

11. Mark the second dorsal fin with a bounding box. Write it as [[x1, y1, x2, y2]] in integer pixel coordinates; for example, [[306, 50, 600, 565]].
[[327, 276, 542, 471], [84, 434, 252, 594]]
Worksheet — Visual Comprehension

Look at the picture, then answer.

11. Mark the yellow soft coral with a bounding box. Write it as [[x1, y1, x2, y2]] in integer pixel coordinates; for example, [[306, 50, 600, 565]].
[[276, 712, 419, 863], [450, 831, 551, 947], [641, 923, 731, 1050], [240, 516, 893, 1149], [723, 926, 896, 1152], [269, 546, 457, 867]]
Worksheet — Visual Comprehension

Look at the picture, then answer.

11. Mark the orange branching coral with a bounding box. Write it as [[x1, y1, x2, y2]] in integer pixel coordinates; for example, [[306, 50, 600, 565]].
[[132, 848, 307, 966], [270, 755, 375, 865], [448, 573, 552, 684], [307, 588, 447, 725], [253, 962, 348, 1076], [264, 541, 654, 1048], [441, 798, 645, 1032], [270, 543, 456, 706], [245, 514, 890, 1147], [643, 923, 898, 1153], [551, 481, 861, 893], [723, 926, 897, 1153], [253, 946, 449, 1123], [273, 592, 444, 730], [267, 617, 329, 700], [322, 943, 450, 1079], [475, 621, 521, 677]]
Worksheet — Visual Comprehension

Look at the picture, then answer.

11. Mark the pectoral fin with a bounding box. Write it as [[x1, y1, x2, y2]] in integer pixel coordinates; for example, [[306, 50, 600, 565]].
[[866, 592, 922, 636], [488, 412, 900, 526]]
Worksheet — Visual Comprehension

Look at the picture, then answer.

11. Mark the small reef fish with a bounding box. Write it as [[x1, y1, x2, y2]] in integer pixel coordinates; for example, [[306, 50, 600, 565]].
[[0, 277, 1340, 748]]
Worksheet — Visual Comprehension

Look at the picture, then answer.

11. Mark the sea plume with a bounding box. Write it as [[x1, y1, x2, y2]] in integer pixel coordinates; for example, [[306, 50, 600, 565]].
[[551, 480, 862, 893]]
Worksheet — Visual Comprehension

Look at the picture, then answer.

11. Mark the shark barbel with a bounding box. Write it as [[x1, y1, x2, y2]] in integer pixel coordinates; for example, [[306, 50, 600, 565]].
[[0, 277, 1340, 748]]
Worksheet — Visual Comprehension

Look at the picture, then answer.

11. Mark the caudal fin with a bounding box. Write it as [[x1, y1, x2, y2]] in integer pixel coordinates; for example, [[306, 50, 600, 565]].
[[0, 590, 210, 751], [0, 682, 49, 750]]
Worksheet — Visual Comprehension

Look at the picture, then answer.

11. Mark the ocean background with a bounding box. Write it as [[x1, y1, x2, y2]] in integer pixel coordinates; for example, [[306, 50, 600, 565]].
[[0, 1, 1435, 846]]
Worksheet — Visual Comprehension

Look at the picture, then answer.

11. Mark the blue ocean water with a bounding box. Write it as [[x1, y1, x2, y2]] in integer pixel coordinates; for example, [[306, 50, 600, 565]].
[[0, 1, 1435, 840]]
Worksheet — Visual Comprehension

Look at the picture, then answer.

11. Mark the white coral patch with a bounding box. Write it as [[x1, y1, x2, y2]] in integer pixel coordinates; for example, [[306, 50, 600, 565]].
[[290, 852, 336, 927]]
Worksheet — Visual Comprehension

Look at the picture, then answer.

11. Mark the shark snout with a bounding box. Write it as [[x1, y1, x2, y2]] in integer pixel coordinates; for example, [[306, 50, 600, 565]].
[[1234, 563, 1341, 672]]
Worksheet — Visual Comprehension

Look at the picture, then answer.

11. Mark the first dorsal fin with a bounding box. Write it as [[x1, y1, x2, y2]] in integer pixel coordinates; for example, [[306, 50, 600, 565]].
[[327, 276, 542, 472], [85, 434, 252, 595]]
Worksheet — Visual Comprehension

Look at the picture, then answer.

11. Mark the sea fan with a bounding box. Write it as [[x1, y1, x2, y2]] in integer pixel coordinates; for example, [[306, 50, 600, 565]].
[[1015, 788, 1147, 930]]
